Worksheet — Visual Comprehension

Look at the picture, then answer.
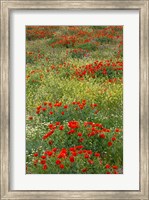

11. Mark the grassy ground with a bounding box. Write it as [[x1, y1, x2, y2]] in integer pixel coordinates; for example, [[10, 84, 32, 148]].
[[26, 26, 123, 174]]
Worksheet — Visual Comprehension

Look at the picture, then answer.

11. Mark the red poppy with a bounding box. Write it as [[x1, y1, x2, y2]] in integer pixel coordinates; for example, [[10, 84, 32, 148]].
[[61, 112, 65, 115], [48, 140, 53, 145], [28, 116, 33, 120], [49, 111, 53, 115], [115, 128, 121, 132], [68, 129, 75, 135], [54, 102, 62, 107], [84, 154, 89, 159], [52, 148, 57, 152], [88, 159, 94, 164], [69, 156, 75, 163], [48, 103, 52, 108], [36, 110, 40, 114], [105, 164, 110, 169], [58, 152, 66, 159], [34, 153, 38, 157], [112, 165, 118, 169], [59, 125, 64, 130], [82, 168, 87, 173], [48, 124, 54, 129], [72, 151, 77, 156], [56, 122, 60, 126], [37, 105, 41, 110], [43, 164, 48, 170], [94, 152, 100, 157], [78, 138, 84, 142], [90, 103, 98, 108], [42, 107, 47, 112], [40, 159, 46, 165], [56, 160, 61, 165], [59, 164, 64, 169], [68, 121, 79, 129], [45, 151, 53, 157], [108, 141, 113, 147], [112, 137, 116, 141], [64, 105, 68, 109], [41, 155, 46, 159], [87, 150, 92, 155], [76, 145, 84, 149], [78, 132, 82, 137], [99, 133, 106, 139], [103, 128, 110, 132]]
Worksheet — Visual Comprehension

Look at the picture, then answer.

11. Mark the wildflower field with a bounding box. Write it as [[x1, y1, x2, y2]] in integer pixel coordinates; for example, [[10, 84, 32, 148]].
[[26, 26, 123, 174]]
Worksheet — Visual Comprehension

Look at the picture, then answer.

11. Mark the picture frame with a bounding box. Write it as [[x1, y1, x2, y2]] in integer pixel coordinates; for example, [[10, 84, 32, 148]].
[[0, 0, 148, 199]]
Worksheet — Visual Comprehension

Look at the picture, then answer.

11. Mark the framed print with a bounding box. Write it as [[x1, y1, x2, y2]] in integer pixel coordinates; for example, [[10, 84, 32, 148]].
[[0, 0, 148, 200]]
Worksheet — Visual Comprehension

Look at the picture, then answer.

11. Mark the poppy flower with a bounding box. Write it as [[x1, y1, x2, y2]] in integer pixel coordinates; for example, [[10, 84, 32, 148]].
[[69, 156, 75, 163], [43, 164, 48, 170], [82, 168, 87, 173], [105, 164, 110, 169], [56, 160, 61, 165], [76, 145, 84, 149], [49, 111, 53, 115], [52, 148, 57, 152], [59, 125, 64, 130], [68, 121, 79, 129], [112, 137, 116, 141], [54, 102, 62, 107], [68, 129, 75, 135], [61, 112, 64, 115], [112, 165, 118, 169], [78, 138, 84, 142], [45, 151, 53, 157], [28, 116, 33, 120], [40, 159, 46, 165], [99, 133, 106, 139], [72, 151, 77, 156], [108, 141, 113, 147], [78, 132, 82, 137], [48, 124, 54, 129], [88, 159, 94, 164], [94, 152, 100, 157], [59, 164, 64, 169], [41, 155, 46, 159], [56, 122, 60, 126], [36, 110, 40, 114], [48, 140, 53, 145], [84, 154, 89, 159], [87, 150, 92, 155], [58, 152, 66, 159], [37, 105, 41, 110], [34, 153, 38, 157], [42, 107, 47, 112], [115, 128, 121, 132]]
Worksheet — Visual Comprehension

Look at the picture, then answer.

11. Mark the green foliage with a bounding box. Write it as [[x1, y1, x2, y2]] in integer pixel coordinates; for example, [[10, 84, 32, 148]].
[[76, 42, 98, 51]]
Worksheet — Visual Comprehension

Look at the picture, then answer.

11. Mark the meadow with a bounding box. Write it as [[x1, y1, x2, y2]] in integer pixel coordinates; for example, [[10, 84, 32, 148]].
[[26, 26, 123, 174]]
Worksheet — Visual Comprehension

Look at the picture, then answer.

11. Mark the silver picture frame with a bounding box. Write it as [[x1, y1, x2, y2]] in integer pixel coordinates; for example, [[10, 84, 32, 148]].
[[0, 0, 148, 199]]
